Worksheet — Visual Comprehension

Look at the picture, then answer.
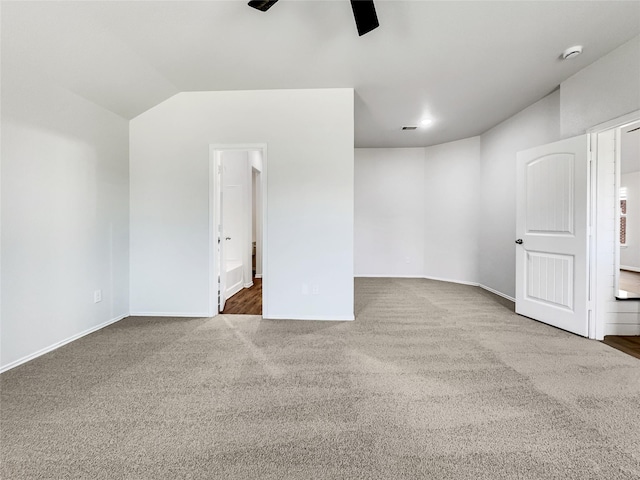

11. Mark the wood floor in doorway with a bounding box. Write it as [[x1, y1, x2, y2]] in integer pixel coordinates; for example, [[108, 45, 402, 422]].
[[602, 336, 640, 360], [222, 278, 262, 315]]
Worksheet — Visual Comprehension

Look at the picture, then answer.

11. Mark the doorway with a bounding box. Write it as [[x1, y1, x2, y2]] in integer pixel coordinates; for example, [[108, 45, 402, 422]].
[[617, 121, 640, 299], [209, 144, 267, 317], [590, 111, 640, 339], [515, 111, 640, 340]]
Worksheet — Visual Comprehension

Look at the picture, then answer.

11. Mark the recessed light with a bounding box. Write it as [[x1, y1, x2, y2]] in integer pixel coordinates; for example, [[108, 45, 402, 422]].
[[420, 118, 433, 127], [562, 45, 583, 60]]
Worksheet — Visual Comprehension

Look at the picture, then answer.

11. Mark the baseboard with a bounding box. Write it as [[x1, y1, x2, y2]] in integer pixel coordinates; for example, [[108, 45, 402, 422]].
[[355, 274, 480, 287], [478, 284, 516, 303], [226, 281, 243, 299], [604, 324, 640, 336], [354, 275, 515, 302], [621, 265, 640, 273], [422, 275, 479, 287], [243, 282, 254, 288], [129, 312, 210, 318], [354, 274, 425, 278], [263, 315, 355, 321], [254, 274, 263, 279], [0, 313, 128, 374]]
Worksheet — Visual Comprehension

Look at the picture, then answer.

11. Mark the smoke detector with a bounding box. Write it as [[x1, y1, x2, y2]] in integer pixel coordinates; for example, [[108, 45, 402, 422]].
[[562, 45, 583, 60]]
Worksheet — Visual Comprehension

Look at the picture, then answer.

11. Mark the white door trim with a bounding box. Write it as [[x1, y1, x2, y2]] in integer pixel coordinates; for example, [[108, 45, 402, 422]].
[[208, 144, 268, 317], [588, 110, 640, 340], [588, 111, 640, 135]]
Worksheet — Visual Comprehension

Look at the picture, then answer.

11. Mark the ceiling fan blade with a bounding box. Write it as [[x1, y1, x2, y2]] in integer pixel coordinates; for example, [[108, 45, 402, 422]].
[[248, 0, 279, 12], [350, 0, 379, 36]]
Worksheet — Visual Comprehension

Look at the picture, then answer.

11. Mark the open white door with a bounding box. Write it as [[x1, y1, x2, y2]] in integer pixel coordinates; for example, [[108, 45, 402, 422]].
[[515, 135, 589, 336], [217, 156, 227, 313]]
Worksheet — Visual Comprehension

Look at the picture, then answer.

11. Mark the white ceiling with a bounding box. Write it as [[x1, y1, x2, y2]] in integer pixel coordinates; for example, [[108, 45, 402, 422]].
[[2, 1, 639, 148]]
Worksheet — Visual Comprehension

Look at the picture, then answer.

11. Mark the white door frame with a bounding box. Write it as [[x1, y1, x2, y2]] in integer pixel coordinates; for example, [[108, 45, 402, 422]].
[[588, 110, 640, 339], [208, 144, 268, 317]]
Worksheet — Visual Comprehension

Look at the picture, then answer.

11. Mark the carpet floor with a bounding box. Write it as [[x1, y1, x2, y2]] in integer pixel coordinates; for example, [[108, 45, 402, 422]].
[[2, 278, 640, 479]]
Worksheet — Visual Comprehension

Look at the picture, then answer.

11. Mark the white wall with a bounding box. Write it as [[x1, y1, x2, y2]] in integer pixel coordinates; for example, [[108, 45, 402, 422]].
[[1, 69, 130, 371], [561, 36, 640, 138], [479, 91, 561, 299], [621, 172, 640, 270], [130, 89, 354, 320], [354, 148, 425, 277], [424, 137, 481, 284], [249, 150, 263, 173], [358, 36, 638, 300], [354, 138, 480, 285], [559, 36, 640, 335], [476, 36, 640, 301]]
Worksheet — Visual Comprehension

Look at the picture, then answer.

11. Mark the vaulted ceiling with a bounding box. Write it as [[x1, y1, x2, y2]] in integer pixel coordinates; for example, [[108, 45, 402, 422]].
[[2, 1, 639, 147]]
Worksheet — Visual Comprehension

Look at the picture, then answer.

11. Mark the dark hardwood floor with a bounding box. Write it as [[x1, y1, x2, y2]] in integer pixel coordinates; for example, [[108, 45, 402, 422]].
[[221, 278, 262, 315], [602, 336, 640, 360]]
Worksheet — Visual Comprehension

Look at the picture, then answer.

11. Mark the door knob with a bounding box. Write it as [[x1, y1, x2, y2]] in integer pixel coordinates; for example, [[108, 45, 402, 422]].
[[225, 237, 231, 241], [515, 239, 523, 244]]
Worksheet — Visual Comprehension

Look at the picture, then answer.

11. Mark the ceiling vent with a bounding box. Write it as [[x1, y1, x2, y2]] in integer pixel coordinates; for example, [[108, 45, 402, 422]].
[[402, 126, 418, 130]]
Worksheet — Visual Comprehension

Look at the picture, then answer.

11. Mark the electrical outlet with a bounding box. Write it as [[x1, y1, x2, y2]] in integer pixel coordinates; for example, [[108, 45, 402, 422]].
[[405, 256, 411, 264], [312, 284, 320, 295], [94, 290, 102, 303]]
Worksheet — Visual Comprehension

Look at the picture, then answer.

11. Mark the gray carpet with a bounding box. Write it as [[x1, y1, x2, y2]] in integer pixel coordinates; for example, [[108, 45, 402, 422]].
[[2, 278, 640, 479]]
